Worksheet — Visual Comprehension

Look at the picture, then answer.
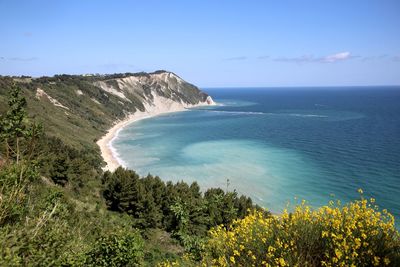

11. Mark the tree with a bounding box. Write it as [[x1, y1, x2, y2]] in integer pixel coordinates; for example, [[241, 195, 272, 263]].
[[0, 85, 41, 226], [102, 167, 158, 228], [83, 231, 144, 267], [0, 84, 41, 163]]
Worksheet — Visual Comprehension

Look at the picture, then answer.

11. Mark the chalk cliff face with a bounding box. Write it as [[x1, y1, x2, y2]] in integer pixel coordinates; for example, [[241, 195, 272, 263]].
[[93, 71, 215, 113]]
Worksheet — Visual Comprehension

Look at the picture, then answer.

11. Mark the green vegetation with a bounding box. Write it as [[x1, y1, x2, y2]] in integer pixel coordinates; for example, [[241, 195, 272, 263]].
[[161, 197, 400, 266], [0, 84, 256, 265], [1, 79, 399, 266], [102, 168, 257, 257]]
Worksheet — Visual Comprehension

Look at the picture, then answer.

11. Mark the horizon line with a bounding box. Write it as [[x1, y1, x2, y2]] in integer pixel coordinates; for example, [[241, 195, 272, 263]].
[[201, 85, 400, 89]]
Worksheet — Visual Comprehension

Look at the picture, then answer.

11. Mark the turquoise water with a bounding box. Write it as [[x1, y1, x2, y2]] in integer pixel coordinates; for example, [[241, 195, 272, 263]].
[[113, 87, 400, 219]]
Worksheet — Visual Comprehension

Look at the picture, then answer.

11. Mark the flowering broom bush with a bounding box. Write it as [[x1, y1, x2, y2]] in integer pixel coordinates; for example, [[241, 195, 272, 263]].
[[161, 191, 400, 266]]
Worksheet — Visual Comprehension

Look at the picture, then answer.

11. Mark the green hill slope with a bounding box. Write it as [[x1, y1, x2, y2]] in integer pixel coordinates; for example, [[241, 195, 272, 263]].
[[0, 71, 212, 149]]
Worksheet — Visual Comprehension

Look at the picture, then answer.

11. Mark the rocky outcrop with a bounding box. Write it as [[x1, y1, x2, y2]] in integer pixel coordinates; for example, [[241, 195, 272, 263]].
[[93, 71, 214, 111], [35, 88, 70, 110]]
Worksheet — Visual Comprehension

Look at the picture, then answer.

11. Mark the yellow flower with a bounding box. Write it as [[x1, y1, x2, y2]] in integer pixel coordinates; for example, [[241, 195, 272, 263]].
[[361, 233, 367, 239], [354, 238, 361, 249], [198, 196, 399, 267], [335, 249, 342, 259], [373, 256, 380, 266]]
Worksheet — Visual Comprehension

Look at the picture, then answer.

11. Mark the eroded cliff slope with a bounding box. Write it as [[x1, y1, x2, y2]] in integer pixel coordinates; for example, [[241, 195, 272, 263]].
[[0, 71, 214, 148]]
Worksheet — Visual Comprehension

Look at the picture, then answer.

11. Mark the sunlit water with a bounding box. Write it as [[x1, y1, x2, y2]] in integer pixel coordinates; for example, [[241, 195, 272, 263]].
[[113, 87, 400, 219]]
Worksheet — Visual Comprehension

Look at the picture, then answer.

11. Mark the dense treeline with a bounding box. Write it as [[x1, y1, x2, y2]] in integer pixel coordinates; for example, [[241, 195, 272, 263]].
[[102, 167, 258, 253], [36, 136, 102, 189]]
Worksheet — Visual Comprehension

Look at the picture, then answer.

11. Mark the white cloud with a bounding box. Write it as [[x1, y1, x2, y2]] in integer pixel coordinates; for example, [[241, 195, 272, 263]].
[[323, 52, 351, 63], [273, 51, 353, 64]]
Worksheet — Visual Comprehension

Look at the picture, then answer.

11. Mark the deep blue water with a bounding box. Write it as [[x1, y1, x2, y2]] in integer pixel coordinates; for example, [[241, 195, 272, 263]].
[[113, 87, 400, 220]]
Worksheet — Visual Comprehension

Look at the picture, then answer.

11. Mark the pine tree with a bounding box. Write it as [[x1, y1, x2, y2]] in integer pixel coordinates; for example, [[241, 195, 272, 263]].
[[0, 84, 41, 163]]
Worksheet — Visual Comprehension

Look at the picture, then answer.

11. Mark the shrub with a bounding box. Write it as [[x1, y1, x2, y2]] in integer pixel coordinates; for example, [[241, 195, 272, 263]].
[[202, 194, 400, 266], [162, 193, 400, 266], [82, 231, 144, 266]]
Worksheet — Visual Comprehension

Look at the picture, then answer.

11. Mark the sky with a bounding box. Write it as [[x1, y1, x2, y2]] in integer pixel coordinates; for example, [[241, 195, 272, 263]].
[[0, 0, 399, 87]]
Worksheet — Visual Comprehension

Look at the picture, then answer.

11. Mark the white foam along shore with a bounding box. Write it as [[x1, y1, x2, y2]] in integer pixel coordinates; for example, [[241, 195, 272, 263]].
[[97, 95, 215, 171]]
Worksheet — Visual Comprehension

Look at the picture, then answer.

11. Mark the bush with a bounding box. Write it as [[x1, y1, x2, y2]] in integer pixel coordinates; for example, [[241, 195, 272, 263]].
[[0, 187, 75, 266], [202, 194, 400, 266], [82, 231, 144, 266], [161, 194, 400, 266]]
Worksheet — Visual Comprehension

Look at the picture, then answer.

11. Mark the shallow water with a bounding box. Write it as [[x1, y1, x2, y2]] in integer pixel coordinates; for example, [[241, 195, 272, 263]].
[[113, 87, 400, 219]]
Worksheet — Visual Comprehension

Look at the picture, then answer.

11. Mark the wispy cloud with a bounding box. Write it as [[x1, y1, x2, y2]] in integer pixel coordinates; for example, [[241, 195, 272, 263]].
[[1, 56, 38, 62], [10, 57, 38, 61], [323, 52, 351, 63], [274, 51, 353, 64], [274, 54, 316, 63], [360, 54, 388, 61], [392, 55, 400, 62], [23, 32, 33, 37], [220, 52, 392, 63], [223, 56, 247, 61]]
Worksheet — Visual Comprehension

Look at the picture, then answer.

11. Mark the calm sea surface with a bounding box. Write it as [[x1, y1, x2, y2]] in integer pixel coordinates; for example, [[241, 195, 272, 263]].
[[113, 87, 400, 220]]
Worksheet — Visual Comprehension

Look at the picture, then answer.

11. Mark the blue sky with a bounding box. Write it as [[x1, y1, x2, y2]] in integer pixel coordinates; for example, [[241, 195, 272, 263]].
[[0, 0, 399, 87]]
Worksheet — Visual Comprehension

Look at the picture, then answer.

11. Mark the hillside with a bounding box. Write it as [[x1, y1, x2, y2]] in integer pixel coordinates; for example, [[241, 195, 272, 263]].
[[0, 71, 213, 150]]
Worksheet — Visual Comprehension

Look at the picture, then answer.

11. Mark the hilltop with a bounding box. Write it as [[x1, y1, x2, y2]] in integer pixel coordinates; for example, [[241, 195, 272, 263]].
[[0, 71, 213, 151]]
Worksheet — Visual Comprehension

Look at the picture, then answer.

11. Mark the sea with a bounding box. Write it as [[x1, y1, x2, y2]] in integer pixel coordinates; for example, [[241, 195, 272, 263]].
[[112, 87, 400, 220]]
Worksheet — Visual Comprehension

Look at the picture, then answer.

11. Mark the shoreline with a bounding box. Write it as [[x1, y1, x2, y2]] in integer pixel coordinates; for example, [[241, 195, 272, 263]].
[[97, 100, 214, 171]]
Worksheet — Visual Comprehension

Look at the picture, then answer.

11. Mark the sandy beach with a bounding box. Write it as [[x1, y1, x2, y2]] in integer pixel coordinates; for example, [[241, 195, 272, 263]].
[[97, 96, 215, 171]]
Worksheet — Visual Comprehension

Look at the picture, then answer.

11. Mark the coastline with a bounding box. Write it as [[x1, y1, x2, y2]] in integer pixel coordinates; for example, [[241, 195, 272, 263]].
[[97, 98, 215, 171]]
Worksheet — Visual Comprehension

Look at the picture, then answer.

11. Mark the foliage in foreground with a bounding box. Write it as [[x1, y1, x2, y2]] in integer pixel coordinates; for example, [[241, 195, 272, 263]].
[[162, 194, 400, 266], [80, 231, 144, 266], [0, 86, 144, 266], [102, 167, 259, 255]]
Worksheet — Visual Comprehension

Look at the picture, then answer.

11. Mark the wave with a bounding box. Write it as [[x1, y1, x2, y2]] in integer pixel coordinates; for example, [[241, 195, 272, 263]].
[[286, 113, 328, 118], [314, 103, 328, 107], [108, 140, 128, 168], [206, 110, 265, 115], [204, 110, 329, 118]]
